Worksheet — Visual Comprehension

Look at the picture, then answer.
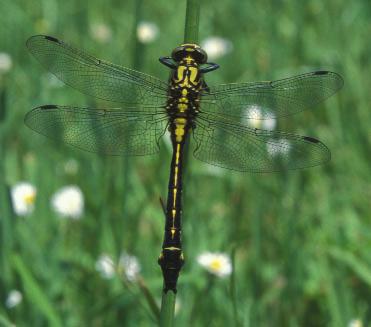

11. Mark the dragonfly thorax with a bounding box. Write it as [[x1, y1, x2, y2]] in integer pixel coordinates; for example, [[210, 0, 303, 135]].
[[165, 45, 206, 143], [166, 62, 201, 141], [171, 61, 202, 89]]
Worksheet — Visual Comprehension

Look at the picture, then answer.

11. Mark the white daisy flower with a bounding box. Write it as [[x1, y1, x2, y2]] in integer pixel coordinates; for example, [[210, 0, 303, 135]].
[[11, 182, 37, 216], [119, 252, 141, 282], [0, 52, 12, 74], [266, 138, 291, 157], [95, 254, 115, 279], [197, 252, 232, 278], [348, 319, 363, 327], [137, 21, 159, 44], [51, 185, 84, 219], [243, 105, 276, 131], [262, 116, 277, 131], [243, 105, 262, 128], [5, 290, 23, 308], [90, 22, 112, 43], [201, 37, 233, 60]]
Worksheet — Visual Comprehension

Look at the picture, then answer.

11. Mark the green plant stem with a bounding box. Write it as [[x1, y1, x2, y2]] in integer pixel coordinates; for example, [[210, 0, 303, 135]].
[[230, 247, 241, 327], [159, 290, 176, 327], [122, 0, 144, 225], [0, 83, 13, 284], [159, 1, 201, 326], [132, 0, 144, 70], [127, 0, 161, 321], [184, 0, 200, 43]]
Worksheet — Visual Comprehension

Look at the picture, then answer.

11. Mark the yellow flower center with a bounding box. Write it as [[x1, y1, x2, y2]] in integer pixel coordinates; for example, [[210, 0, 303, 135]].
[[24, 193, 36, 205], [210, 259, 222, 271]]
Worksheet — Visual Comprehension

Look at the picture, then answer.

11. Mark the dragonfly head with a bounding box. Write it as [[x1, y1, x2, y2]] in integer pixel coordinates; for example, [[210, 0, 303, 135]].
[[171, 44, 208, 65]]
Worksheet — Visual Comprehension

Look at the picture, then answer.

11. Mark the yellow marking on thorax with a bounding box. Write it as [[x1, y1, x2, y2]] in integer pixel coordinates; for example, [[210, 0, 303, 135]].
[[176, 57, 195, 87], [189, 66, 198, 84], [185, 55, 193, 64], [179, 77, 189, 87], [174, 66, 186, 83]]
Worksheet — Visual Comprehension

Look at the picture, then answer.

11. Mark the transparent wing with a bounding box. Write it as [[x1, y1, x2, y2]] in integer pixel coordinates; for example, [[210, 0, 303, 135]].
[[26, 35, 168, 106], [200, 71, 343, 122], [25, 105, 168, 156], [193, 113, 330, 172]]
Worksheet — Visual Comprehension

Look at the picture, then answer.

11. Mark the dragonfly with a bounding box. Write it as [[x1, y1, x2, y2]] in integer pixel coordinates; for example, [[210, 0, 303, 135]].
[[25, 35, 343, 293]]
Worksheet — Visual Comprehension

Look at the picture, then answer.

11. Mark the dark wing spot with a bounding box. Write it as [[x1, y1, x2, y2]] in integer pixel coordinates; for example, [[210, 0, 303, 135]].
[[303, 136, 320, 143], [313, 71, 329, 75], [40, 104, 58, 110], [45, 35, 59, 43]]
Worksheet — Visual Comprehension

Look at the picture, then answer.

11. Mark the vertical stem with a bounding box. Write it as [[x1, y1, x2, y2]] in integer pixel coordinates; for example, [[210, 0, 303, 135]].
[[182, 0, 200, 170], [159, 290, 176, 327], [230, 247, 241, 327], [0, 83, 14, 284], [184, 0, 200, 43], [132, 0, 144, 71], [159, 1, 200, 326], [128, 0, 163, 320], [122, 0, 143, 246]]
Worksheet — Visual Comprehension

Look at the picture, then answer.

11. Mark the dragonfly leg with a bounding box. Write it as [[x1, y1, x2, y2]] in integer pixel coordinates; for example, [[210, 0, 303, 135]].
[[159, 197, 167, 216], [202, 79, 211, 93], [159, 56, 177, 69], [200, 62, 220, 74]]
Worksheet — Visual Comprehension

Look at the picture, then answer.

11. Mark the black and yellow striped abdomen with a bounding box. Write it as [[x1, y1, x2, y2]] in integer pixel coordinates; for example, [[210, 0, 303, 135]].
[[158, 50, 203, 293]]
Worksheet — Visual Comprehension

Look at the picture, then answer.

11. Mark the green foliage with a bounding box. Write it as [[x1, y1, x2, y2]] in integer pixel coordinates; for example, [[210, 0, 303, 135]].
[[0, 0, 370, 326]]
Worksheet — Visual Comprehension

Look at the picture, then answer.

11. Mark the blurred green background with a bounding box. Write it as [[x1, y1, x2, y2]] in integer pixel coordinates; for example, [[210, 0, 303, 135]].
[[0, 0, 370, 326]]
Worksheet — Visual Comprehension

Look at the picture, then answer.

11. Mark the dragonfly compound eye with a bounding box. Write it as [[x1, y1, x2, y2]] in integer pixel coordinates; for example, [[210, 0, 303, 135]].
[[171, 44, 208, 64]]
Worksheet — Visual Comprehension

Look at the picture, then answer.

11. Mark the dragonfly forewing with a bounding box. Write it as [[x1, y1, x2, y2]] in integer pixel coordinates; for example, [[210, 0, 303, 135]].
[[200, 71, 343, 124], [26, 35, 169, 106]]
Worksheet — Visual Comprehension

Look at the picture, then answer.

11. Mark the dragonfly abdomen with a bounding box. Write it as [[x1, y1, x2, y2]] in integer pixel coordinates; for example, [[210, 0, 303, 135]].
[[159, 50, 206, 292]]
